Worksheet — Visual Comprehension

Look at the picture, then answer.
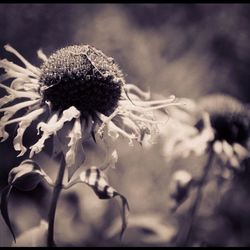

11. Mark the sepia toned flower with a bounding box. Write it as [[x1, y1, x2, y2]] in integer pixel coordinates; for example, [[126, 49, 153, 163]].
[[163, 94, 250, 170], [0, 44, 180, 245], [0, 44, 178, 174]]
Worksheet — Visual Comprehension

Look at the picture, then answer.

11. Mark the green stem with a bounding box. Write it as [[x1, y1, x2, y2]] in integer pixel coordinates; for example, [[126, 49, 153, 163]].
[[177, 149, 214, 246], [47, 153, 66, 247]]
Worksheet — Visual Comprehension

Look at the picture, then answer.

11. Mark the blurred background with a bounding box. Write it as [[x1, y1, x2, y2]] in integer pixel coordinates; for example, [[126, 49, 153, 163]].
[[1, 3, 250, 247]]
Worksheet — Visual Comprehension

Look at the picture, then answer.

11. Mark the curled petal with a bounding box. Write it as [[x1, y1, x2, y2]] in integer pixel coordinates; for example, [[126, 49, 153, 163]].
[[0, 107, 45, 143], [124, 83, 151, 100], [65, 117, 84, 169], [10, 78, 40, 92], [13, 120, 33, 156], [98, 113, 136, 146], [0, 127, 9, 142], [0, 58, 37, 78], [99, 126, 118, 170], [4, 44, 41, 76], [30, 106, 80, 158], [0, 83, 40, 100]]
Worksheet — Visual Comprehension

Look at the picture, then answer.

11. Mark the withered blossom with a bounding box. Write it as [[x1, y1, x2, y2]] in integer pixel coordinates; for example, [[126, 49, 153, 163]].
[[0, 44, 177, 172], [163, 94, 250, 171], [0, 44, 178, 245]]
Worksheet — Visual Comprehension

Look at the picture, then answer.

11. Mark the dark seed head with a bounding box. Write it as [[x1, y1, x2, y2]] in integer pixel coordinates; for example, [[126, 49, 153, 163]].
[[39, 45, 124, 116], [195, 94, 250, 146]]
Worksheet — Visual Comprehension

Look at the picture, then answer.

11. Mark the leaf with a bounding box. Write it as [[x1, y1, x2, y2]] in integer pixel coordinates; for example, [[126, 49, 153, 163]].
[[73, 166, 129, 239], [8, 159, 53, 191], [0, 185, 15, 242], [1, 160, 52, 241]]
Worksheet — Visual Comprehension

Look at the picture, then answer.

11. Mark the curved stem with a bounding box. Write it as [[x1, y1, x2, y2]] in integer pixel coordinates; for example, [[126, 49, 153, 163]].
[[177, 149, 214, 246], [47, 153, 66, 247]]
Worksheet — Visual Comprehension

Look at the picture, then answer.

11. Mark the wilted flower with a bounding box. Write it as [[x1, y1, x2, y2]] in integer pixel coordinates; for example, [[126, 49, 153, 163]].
[[0, 44, 177, 172], [163, 94, 250, 246], [163, 94, 250, 170], [0, 44, 178, 246]]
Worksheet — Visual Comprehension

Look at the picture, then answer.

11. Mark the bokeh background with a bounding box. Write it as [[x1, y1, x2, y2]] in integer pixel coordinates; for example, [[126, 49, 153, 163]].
[[1, 3, 250, 247]]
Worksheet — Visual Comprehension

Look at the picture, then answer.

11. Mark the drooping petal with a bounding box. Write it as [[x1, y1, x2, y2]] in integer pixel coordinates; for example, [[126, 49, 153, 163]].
[[0, 107, 45, 142], [13, 120, 34, 156], [99, 126, 118, 170], [30, 106, 80, 158], [0, 83, 40, 101], [124, 83, 151, 100], [65, 117, 83, 168], [10, 78, 40, 92], [4, 44, 41, 76], [0, 58, 37, 78]]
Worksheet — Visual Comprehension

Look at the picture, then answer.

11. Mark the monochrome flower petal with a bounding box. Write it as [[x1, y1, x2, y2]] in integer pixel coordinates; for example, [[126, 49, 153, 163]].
[[4, 44, 41, 76], [30, 106, 80, 158], [65, 117, 83, 168], [0, 107, 45, 143], [14, 120, 34, 157], [37, 49, 48, 62]]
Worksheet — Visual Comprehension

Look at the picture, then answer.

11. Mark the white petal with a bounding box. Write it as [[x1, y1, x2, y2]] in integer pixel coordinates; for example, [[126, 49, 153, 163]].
[[213, 140, 223, 155], [0, 58, 37, 78], [125, 83, 151, 100], [0, 83, 40, 100], [37, 49, 48, 62], [0, 95, 15, 108], [233, 143, 249, 160], [4, 44, 41, 76], [65, 118, 83, 168], [99, 126, 119, 170], [229, 154, 240, 168], [30, 106, 80, 157], [222, 140, 233, 159], [13, 120, 33, 157]]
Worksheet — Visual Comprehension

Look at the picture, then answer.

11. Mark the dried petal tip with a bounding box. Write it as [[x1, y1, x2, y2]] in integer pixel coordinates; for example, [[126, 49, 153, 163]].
[[40, 44, 125, 116]]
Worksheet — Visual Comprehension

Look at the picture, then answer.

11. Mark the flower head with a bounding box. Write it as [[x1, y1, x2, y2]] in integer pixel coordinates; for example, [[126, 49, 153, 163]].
[[0, 44, 177, 172], [163, 94, 250, 169]]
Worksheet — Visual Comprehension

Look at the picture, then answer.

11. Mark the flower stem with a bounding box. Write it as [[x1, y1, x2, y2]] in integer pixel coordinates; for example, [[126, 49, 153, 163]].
[[177, 149, 214, 246], [47, 152, 66, 247]]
